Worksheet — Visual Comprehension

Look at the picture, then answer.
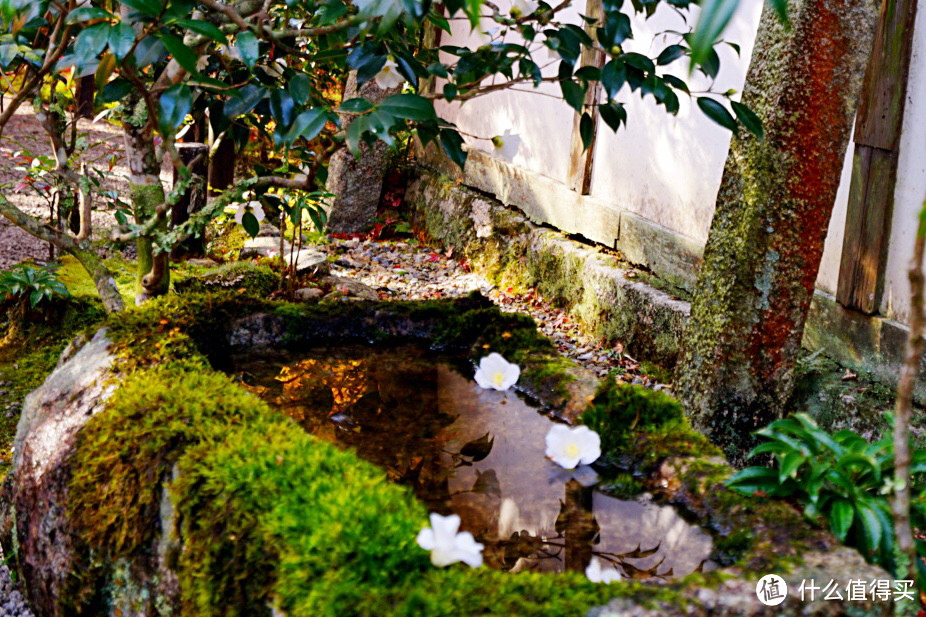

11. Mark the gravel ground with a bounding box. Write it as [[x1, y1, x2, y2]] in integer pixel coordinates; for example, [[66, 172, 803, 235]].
[[0, 106, 170, 270], [322, 237, 666, 389], [0, 546, 31, 617]]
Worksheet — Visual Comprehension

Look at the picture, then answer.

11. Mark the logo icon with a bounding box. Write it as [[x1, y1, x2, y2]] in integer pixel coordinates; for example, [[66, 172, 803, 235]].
[[756, 574, 788, 606]]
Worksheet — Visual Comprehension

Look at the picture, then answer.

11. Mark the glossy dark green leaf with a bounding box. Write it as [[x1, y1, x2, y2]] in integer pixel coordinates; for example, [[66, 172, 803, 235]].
[[697, 97, 738, 134], [855, 502, 882, 556], [378, 94, 436, 121], [339, 97, 374, 113], [108, 23, 135, 60], [560, 80, 585, 113], [731, 101, 764, 140], [66, 7, 114, 24], [599, 101, 626, 131], [439, 128, 466, 168], [288, 73, 311, 106], [98, 78, 132, 103], [119, 0, 163, 18], [241, 211, 260, 238], [779, 451, 806, 483], [656, 44, 687, 65], [225, 84, 265, 118], [158, 83, 192, 136], [75, 23, 109, 60], [579, 112, 594, 151], [160, 33, 198, 74], [600, 59, 626, 100], [345, 116, 369, 156], [726, 467, 779, 494], [829, 500, 853, 541], [177, 18, 226, 43], [236, 30, 258, 69], [133, 36, 167, 68], [443, 83, 457, 102], [270, 90, 296, 129], [285, 109, 328, 143]]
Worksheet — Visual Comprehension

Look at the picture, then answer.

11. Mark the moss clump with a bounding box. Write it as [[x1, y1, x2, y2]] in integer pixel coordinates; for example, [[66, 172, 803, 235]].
[[173, 261, 280, 297], [582, 379, 688, 452], [68, 361, 270, 559]]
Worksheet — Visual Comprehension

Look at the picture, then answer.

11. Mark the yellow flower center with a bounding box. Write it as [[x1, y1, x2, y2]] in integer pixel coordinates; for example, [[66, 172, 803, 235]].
[[493, 372, 505, 386], [565, 443, 580, 458]]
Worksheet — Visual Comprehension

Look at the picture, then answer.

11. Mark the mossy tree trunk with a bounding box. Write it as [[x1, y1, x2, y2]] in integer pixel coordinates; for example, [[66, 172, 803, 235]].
[[675, 0, 879, 459], [122, 94, 169, 305]]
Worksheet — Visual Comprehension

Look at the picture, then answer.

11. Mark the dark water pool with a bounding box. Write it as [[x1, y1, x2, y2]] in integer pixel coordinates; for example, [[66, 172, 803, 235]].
[[233, 345, 713, 579]]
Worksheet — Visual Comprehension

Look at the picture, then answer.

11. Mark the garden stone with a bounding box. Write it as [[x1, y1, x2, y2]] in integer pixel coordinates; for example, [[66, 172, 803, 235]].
[[287, 248, 329, 275], [239, 236, 291, 259], [325, 72, 401, 234], [294, 287, 324, 301], [0, 329, 115, 617], [257, 223, 280, 238], [320, 275, 379, 300]]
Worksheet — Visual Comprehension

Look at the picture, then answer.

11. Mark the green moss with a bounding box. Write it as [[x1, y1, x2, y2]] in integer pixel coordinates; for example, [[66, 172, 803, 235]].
[[173, 261, 280, 297], [56, 254, 135, 306]]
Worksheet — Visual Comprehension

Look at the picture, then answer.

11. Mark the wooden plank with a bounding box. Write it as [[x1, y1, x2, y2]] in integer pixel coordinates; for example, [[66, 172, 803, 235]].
[[565, 0, 604, 194], [854, 0, 917, 150], [837, 146, 897, 313], [835, 0, 916, 313]]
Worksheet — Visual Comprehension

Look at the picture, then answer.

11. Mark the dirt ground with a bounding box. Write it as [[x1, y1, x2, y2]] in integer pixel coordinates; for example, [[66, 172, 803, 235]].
[[0, 106, 172, 270]]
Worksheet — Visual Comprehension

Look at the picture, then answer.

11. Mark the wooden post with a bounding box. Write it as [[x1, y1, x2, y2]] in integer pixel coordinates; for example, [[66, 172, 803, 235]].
[[836, 0, 917, 314], [172, 142, 209, 257], [565, 0, 605, 195]]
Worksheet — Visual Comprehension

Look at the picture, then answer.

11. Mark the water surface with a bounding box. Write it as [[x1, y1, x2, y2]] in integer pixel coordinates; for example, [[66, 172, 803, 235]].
[[235, 345, 713, 578]]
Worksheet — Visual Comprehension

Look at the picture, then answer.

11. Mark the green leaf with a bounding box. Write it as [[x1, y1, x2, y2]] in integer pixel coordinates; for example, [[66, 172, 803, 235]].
[[579, 112, 594, 151], [119, 0, 163, 18], [133, 36, 167, 68], [656, 44, 687, 66], [29, 288, 42, 308], [75, 23, 110, 60], [561, 80, 586, 113], [697, 97, 738, 134], [726, 467, 780, 494], [731, 101, 764, 140], [767, 0, 790, 27], [98, 77, 132, 103], [160, 33, 199, 74], [377, 94, 436, 121], [779, 451, 806, 483], [346, 116, 369, 156], [599, 101, 626, 132], [439, 128, 466, 169], [158, 83, 192, 136], [288, 73, 311, 106], [688, 0, 738, 69], [443, 83, 457, 102], [66, 7, 115, 24], [236, 30, 258, 69], [339, 97, 374, 113], [108, 23, 135, 61], [285, 109, 328, 143], [225, 84, 265, 118], [269, 90, 295, 129], [855, 501, 882, 556], [600, 60, 626, 101], [241, 211, 260, 238], [177, 18, 226, 43]]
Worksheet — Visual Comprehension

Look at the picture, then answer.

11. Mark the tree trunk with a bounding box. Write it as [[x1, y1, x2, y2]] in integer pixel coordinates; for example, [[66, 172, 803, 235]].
[[208, 135, 236, 197], [891, 195, 926, 610], [73, 75, 94, 120], [675, 0, 879, 460], [171, 142, 208, 258], [122, 95, 169, 304]]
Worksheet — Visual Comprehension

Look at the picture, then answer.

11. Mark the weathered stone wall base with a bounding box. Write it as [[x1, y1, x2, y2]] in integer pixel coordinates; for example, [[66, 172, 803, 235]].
[[406, 170, 689, 367], [408, 166, 926, 402]]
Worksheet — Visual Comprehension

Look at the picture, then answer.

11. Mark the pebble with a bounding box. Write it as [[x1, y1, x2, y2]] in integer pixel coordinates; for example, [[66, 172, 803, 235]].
[[0, 546, 33, 617]]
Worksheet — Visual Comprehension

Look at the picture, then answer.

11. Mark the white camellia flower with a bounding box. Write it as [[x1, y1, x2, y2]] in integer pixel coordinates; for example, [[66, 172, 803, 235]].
[[491, 131, 522, 162], [235, 201, 265, 224], [585, 556, 622, 584], [374, 59, 405, 90], [416, 513, 484, 568], [474, 352, 520, 391], [544, 424, 601, 469], [510, 0, 539, 17]]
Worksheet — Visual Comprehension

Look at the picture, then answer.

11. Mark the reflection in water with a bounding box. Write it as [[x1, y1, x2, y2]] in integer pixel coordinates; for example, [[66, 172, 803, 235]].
[[235, 346, 713, 579]]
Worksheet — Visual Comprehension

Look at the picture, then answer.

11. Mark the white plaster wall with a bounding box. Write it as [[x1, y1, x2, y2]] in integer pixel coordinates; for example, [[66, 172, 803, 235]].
[[434, 1, 584, 183], [587, 0, 764, 244], [877, 4, 926, 324], [814, 126, 854, 295]]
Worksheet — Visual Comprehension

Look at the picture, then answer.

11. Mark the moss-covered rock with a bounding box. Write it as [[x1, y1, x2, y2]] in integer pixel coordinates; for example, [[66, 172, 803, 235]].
[[173, 262, 280, 297], [1, 294, 895, 617]]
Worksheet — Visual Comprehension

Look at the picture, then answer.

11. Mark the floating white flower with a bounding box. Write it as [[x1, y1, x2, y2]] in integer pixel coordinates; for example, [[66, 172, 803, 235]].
[[474, 352, 520, 391], [374, 59, 405, 90], [490, 130, 522, 162], [510, 0, 539, 18], [585, 556, 622, 584], [416, 513, 484, 568], [234, 201, 265, 224], [544, 424, 601, 469]]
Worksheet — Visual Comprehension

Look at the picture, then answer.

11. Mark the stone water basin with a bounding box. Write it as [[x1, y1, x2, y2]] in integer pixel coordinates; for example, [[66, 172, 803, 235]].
[[234, 344, 713, 580]]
